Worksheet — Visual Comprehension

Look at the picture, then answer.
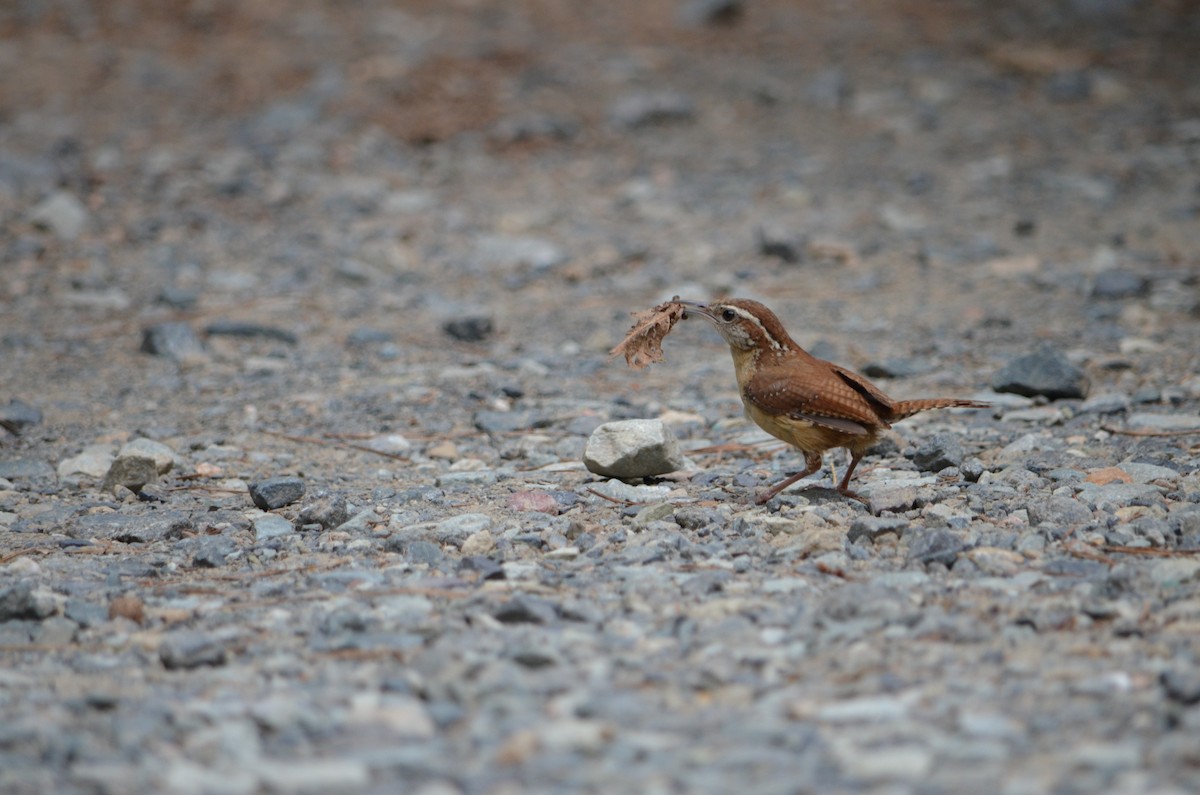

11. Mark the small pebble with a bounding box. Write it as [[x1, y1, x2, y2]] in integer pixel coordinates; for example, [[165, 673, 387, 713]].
[[248, 477, 306, 510]]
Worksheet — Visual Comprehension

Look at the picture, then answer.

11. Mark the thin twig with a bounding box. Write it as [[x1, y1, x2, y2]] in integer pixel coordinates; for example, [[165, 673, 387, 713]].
[[0, 547, 43, 564], [1100, 545, 1200, 557], [585, 486, 649, 506], [1101, 425, 1200, 438], [260, 429, 411, 461]]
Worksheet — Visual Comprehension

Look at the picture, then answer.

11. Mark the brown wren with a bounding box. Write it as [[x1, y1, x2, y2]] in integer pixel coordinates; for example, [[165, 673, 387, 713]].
[[680, 298, 990, 503]]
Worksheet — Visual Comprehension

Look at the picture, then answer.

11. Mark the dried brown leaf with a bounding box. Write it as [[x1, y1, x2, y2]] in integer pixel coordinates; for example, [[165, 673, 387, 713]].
[[609, 299, 686, 370]]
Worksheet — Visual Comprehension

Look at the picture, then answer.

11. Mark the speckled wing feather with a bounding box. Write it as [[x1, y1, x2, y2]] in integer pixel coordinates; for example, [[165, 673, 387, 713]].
[[742, 360, 884, 435], [827, 363, 896, 412]]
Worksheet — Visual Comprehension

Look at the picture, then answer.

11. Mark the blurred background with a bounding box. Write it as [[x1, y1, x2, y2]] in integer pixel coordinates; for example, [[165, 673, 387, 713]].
[[1, 0, 1198, 428]]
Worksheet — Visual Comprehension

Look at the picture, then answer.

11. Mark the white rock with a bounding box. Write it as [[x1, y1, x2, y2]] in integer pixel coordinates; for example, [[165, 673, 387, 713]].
[[58, 444, 115, 478], [253, 759, 370, 794], [29, 190, 89, 240], [583, 419, 685, 478], [118, 438, 177, 474]]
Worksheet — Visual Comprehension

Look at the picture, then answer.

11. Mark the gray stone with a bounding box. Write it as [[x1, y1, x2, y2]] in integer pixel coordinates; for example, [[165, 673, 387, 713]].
[[64, 599, 110, 628], [993, 345, 1089, 400], [757, 223, 803, 263], [71, 511, 193, 543], [677, 0, 743, 26], [442, 316, 493, 342], [583, 419, 685, 478], [192, 537, 234, 568], [29, 190, 89, 239], [471, 235, 565, 272], [159, 631, 228, 669], [585, 479, 674, 503], [33, 616, 77, 644], [58, 445, 115, 479], [298, 492, 350, 529], [494, 594, 557, 624], [1044, 70, 1093, 103], [848, 516, 909, 543], [1126, 413, 1200, 432], [433, 513, 493, 543], [205, 320, 298, 344], [0, 582, 59, 621], [0, 399, 42, 435], [248, 477, 306, 510], [0, 458, 56, 486], [1079, 393, 1130, 414], [961, 458, 986, 482], [435, 470, 499, 488], [141, 322, 205, 361], [252, 759, 370, 794], [1027, 495, 1093, 526], [117, 438, 176, 474], [1092, 269, 1147, 299], [807, 67, 852, 109], [1120, 462, 1179, 485], [859, 481, 924, 514], [1076, 482, 1166, 512], [608, 91, 695, 129], [253, 514, 295, 542], [1161, 670, 1200, 705], [102, 455, 159, 492], [907, 529, 963, 566], [911, 433, 966, 472], [335, 507, 378, 533], [474, 409, 539, 433]]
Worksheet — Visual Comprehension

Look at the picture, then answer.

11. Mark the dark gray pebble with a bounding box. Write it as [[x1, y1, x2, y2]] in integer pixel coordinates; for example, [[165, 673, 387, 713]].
[[907, 528, 963, 566], [848, 516, 910, 543], [1027, 495, 1093, 527], [102, 455, 158, 492], [0, 582, 58, 622], [443, 316, 494, 342], [0, 399, 42, 435], [1160, 670, 1200, 705], [911, 433, 966, 472], [141, 322, 205, 361], [204, 321, 298, 344], [677, 0, 743, 26], [993, 345, 1089, 400], [474, 409, 540, 433], [248, 477, 306, 510], [608, 91, 695, 129], [159, 631, 228, 669], [757, 224, 803, 263], [493, 594, 558, 624], [298, 492, 350, 529], [1091, 269, 1147, 299], [0, 458, 57, 487], [862, 359, 932, 379], [64, 599, 110, 629], [459, 556, 505, 580]]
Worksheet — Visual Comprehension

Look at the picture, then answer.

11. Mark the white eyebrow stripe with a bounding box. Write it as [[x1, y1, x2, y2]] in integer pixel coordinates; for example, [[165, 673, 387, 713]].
[[726, 305, 785, 351]]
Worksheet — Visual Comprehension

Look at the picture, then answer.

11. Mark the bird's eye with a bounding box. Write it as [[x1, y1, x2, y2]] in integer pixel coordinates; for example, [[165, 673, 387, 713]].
[[720, 309, 737, 322]]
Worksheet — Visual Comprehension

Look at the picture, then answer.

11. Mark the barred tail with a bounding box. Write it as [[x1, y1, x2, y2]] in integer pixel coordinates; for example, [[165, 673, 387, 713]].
[[888, 398, 991, 421]]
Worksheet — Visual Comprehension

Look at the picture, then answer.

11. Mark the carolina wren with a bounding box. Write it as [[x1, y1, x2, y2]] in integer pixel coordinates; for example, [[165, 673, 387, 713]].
[[680, 298, 989, 503]]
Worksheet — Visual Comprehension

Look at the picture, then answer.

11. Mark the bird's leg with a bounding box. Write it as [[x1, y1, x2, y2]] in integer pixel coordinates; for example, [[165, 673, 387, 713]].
[[835, 449, 868, 503], [755, 451, 823, 504]]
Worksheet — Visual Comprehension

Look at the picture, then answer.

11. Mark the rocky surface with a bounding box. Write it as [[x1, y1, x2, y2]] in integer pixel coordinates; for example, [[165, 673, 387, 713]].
[[2, 2, 1200, 794]]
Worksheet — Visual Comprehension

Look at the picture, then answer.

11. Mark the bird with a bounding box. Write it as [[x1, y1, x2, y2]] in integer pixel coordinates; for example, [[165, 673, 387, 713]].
[[678, 298, 990, 503]]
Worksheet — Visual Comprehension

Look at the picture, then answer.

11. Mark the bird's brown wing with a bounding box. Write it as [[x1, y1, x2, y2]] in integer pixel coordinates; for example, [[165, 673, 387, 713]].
[[826, 362, 896, 412], [743, 360, 885, 436]]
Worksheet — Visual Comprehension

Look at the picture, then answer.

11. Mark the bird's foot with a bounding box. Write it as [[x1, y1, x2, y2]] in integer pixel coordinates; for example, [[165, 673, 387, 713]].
[[836, 487, 869, 506]]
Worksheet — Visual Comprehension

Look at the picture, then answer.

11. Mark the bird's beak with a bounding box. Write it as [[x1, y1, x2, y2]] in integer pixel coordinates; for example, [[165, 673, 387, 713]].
[[676, 300, 715, 322]]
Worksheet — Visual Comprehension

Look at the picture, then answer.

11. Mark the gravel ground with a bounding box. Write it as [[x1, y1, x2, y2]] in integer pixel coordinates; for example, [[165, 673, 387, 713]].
[[3, 2, 1200, 793]]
